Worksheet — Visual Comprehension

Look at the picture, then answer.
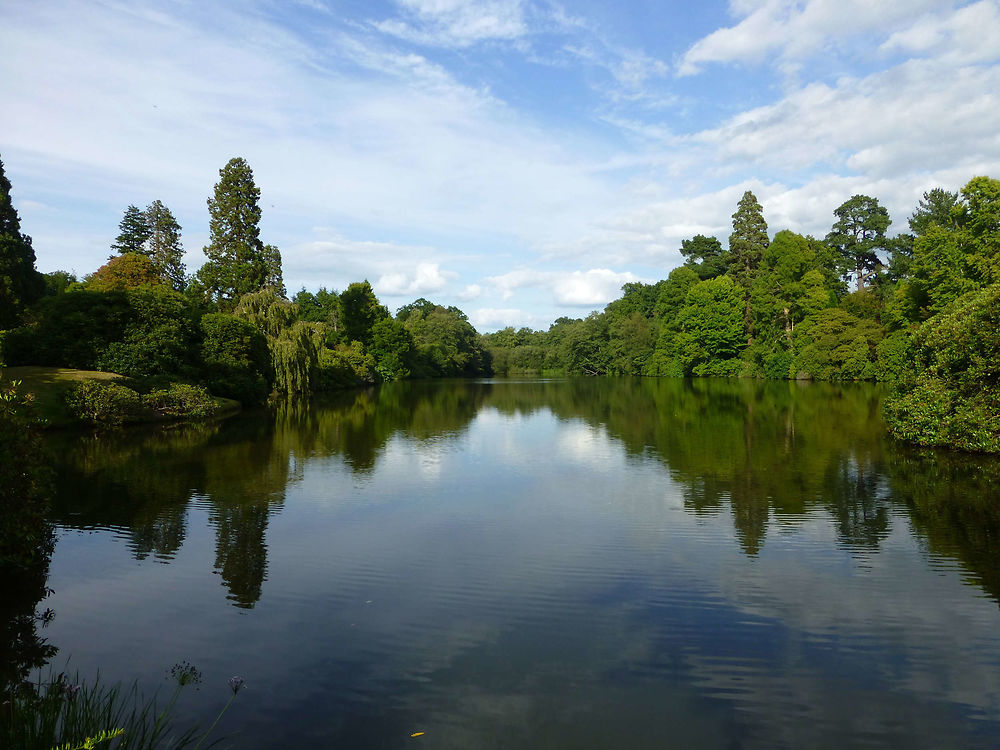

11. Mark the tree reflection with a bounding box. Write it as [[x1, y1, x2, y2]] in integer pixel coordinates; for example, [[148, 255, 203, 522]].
[[37, 376, 1000, 609]]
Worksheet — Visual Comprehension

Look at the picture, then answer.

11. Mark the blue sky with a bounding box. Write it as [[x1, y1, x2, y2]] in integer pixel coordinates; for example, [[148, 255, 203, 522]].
[[2, 0, 999, 331]]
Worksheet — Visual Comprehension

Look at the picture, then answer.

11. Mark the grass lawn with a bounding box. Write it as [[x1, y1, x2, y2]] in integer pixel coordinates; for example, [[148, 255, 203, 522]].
[[1, 366, 240, 427], [2, 366, 122, 426]]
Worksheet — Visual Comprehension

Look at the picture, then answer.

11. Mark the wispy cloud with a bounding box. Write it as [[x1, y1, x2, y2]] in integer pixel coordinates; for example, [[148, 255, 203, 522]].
[[2, 0, 999, 331], [373, 0, 530, 47]]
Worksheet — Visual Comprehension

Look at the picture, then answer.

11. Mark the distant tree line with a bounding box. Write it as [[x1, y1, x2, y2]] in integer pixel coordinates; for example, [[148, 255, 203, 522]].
[[484, 178, 1000, 453], [0, 156, 492, 410]]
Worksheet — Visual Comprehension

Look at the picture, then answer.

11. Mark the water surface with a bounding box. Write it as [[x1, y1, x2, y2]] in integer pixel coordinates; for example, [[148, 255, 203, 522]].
[[9, 377, 1000, 748]]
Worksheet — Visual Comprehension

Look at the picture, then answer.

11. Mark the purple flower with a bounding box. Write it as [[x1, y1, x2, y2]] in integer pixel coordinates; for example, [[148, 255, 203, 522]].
[[228, 676, 245, 695], [65, 684, 82, 700]]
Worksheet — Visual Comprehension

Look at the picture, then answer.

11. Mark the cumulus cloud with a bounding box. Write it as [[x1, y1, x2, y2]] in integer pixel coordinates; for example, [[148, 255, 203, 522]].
[[552, 268, 640, 306], [879, 0, 1000, 65], [483, 267, 641, 308], [689, 58, 1000, 180], [469, 307, 535, 330], [375, 261, 458, 296], [458, 283, 483, 301], [678, 0, 951, 75]]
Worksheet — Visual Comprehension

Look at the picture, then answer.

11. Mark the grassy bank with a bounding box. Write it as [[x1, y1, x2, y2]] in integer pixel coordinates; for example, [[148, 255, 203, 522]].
[[1, 367, 240, 427]]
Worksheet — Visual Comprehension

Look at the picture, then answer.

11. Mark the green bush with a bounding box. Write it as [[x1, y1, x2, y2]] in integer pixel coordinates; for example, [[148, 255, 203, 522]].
[[762, 348, 793, 380], [874, 329, 914, 382], [790, 308, 882, 380], [883, 283, 1000, 453], [3, 288, 200, 378], [65, 381, 143, 425], [200, 313, 270, 404], [144, 384, 218, 419], [314, 343, 375, 390]]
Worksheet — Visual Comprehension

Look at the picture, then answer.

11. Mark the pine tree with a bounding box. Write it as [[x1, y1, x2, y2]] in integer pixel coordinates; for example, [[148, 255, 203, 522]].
[[0, 156, 43, 328], [111, 204, 152, 256], [728, 190, 769, 344], [198, 157, 283, 305], [145, 200, 186, 291], [826, 195, 891, 292]]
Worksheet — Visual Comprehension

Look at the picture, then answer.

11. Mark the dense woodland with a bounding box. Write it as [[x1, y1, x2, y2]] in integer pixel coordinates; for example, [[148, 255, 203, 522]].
[[0, 156, 492, 414], [484, 179, 1000, 453], [0, 154, 998, 451]]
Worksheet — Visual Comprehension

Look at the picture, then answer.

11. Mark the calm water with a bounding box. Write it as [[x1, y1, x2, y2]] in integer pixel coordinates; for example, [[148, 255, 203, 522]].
[[9, 377, 1000, 748]]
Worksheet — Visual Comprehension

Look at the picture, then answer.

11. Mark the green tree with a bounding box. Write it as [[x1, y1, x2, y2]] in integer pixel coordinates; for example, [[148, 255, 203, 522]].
[[728, 191, 769, 344], [200, 313, 271, 404], [681, 234, 730, 280], [883, 283, 1000, 453], [233, 288, 316, 394], [0, 157, 44, 329], [404, 301, 491, 377], [909, 176, 1000, 317], [86, 253, 162, 292], [826, 195, 891, 292], [908, 187, 960, 236], [653, 265, 700, 323], [198, 157, 283, 305], [111, 204, 152, 256], [672, 275, 745, 374], [370, 318, 415, 380], [145, 200, 186, 291], [751, 230, 834, 344], [789, 308, 882, 380], [340, 281, 388, 345]]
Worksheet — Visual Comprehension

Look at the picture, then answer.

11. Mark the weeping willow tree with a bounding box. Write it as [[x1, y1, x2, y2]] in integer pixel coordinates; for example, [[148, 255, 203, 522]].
[[233, 288, 318, 395]]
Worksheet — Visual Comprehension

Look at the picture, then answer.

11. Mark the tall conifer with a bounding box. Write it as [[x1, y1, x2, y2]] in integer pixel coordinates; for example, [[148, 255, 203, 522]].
[[145, 199, 186, 291], [111, 204, 152, 256], [198, 157, 283, 305], [728, 190, 769, 344], [0, 156, 43, 328]]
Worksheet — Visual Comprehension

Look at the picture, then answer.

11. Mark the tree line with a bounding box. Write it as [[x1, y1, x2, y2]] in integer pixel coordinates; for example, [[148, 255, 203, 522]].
[[1, 152, 997, 451], [484, 178, 1000, 452], [0, 155, 492, 411]]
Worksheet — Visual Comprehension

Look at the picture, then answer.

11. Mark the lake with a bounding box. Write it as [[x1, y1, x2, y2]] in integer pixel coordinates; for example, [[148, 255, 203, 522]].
[[10, 377, 1000, 748]]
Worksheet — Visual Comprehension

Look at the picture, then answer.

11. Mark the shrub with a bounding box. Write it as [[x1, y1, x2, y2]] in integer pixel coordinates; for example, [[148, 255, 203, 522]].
[[144, 384, 218, 419], [65, 381, 143, 425], [883, 283, 1000, 453], [314, 343, 375, 390], [200, 313, 270, 404], [3, 287, 200, 377]]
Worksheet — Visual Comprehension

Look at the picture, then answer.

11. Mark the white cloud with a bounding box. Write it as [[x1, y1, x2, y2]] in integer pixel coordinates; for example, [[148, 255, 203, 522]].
[[879, 0, 1000, 65], [0, 2, 613, 282], [678, 0, 952, 75], [469, 307, 534, 330], [483, 267, 641, 308], [458, 283, 483, 301], [689, 58, 1000, 180], [486, 268, 551, 300], [374, 0, 528, 47], [552, 268, 640, 306], [375, 261, 458, 296]]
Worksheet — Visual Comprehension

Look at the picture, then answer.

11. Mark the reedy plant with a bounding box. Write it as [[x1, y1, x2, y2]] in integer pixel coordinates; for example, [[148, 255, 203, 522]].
[[2, 665, 242, 750]]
